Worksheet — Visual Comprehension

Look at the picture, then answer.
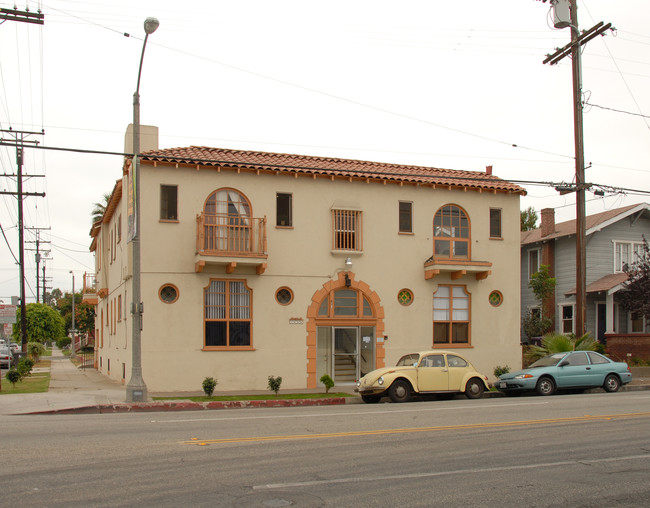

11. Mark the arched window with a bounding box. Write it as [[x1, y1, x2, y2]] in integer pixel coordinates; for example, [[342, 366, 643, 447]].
[[318, 289, 374, 318], [433, 205, 470, 260], [203, 188, 252, 253]]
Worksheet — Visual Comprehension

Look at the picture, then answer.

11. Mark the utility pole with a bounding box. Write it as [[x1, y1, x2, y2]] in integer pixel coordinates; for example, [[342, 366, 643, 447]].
[[1, 129, 45, 351], [26, 227, 51, 303], [542, 0, 612, 337]]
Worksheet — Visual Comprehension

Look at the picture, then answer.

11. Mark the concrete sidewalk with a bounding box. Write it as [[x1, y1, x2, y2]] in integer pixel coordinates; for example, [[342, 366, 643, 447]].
[[1, 348, 648, 416]]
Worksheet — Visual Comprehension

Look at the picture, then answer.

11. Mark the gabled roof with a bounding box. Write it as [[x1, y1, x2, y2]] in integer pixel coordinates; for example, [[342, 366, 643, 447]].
[[521, 203, 650, 246], [138, 146, 526, 195]]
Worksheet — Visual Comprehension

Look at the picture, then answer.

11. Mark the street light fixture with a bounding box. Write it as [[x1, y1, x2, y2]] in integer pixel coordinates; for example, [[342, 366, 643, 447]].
[[126, 16, 159, 403]]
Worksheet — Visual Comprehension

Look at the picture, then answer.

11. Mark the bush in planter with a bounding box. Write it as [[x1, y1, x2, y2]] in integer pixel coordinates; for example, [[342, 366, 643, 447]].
[[493, 365, 510, 378], [27, 341, 45, 361], [267, 375, 282, 395], [319, 374, 334, 393], [202, 376, 218, 397]]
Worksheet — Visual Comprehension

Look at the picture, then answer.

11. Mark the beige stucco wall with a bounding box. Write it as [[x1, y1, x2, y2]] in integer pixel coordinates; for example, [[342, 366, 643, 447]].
[[95, 161, 522, 393]]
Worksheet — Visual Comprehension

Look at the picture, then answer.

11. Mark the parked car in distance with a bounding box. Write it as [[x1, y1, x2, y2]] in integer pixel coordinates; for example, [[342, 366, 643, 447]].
[[0, 346, 12, 369], [356, 350, 490, 403], [497, 351, 632, 396]]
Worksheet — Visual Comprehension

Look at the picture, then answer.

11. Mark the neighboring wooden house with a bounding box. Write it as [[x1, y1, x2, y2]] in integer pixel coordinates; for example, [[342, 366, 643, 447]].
[[84, 126, 526, 393], [521, 203, 650, 360]]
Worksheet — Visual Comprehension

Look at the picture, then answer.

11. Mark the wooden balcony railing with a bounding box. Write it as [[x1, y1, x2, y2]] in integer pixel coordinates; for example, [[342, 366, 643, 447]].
[[196, 213, 267, 257], [82, 272, 97, 294]]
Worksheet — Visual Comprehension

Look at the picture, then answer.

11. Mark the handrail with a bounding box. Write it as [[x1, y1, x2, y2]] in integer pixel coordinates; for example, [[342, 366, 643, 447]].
[[196, 213, 267, 257]]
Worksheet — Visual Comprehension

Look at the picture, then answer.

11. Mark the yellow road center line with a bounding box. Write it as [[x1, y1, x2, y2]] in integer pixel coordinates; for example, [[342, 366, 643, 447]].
[[181, 411, 650, 445]]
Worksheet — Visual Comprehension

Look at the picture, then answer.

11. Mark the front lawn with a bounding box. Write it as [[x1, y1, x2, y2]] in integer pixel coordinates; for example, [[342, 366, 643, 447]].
[[0, 359, 51, 394]]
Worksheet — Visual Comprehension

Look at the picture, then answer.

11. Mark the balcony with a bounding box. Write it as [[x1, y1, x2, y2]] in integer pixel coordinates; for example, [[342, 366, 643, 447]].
[[81, 272, 99, 305], [195, 213, 268, 274], [424, 255, 492, 281]]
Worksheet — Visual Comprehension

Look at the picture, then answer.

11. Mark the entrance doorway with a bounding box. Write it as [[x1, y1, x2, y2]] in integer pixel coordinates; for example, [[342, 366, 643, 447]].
[[317, 326, 376, 384]]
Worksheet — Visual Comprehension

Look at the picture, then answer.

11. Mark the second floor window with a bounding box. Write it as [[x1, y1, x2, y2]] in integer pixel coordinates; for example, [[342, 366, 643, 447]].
[[489, 208, 502, 238], [160, 185, 178, 221], [528, 249, 540, 280], [276, 193, 292, 227], [614, 241, 644, 272], [399, 201, 413, 233], [433, 205, 469, 260], [332, 209, 362, 251]]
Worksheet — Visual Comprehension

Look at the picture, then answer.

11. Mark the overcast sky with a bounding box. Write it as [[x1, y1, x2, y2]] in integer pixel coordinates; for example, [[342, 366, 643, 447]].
[[1, 0, 649, 304]]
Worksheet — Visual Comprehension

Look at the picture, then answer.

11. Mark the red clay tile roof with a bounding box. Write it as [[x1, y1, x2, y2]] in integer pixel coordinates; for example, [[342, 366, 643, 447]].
[[521, 203, 648, 245], [139, 146, 525, 194]]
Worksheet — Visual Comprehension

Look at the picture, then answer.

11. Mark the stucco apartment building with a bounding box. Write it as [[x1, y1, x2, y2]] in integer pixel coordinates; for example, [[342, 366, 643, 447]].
[[86, 127, 525, 393]]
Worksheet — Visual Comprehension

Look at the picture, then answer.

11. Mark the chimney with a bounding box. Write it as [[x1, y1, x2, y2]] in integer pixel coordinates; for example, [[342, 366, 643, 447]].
[[485, 165, 493, 175], [541, 208, 555, 237]]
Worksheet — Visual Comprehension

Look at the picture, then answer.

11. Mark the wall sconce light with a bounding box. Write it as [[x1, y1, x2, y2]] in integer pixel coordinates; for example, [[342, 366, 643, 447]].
[[345, 257, 352, 268]]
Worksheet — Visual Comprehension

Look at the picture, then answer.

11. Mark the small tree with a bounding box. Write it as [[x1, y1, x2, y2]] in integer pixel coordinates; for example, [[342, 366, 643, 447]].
[[267, 375, 282, 395], [202, 377, 218, 397], [618, 236, 650, 326], [5, 369, 21, 388], [523, 264, 556, 339], [320, 374, 334, 393], [520, 206, 538, 231], [16, 357, 34, 380], [13, 303, 65, 344], [27, 341, 45, 362]]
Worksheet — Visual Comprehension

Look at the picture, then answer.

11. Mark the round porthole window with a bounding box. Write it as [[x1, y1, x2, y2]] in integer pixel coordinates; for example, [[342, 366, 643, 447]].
[[397, 289, 414, 306], [489, 290, 503, 307], [275, 287, 294, 305], [159, 284, 179, 304]]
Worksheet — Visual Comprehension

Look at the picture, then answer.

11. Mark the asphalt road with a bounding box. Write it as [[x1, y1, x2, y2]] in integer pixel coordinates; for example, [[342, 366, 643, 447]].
[[3, 390, 650, 507]]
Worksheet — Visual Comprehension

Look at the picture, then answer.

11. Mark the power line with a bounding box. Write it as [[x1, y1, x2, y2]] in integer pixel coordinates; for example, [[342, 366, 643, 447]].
[[585, 101, 650, 119]]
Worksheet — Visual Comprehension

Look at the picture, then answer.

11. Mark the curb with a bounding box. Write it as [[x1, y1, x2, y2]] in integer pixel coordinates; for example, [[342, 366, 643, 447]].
[[21, 396, 351, 415]]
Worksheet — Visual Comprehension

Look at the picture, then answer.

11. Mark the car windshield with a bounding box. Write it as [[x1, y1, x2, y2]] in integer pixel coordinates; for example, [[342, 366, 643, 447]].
[[396, 354, 420, 367], [529, 353, 567, 368]]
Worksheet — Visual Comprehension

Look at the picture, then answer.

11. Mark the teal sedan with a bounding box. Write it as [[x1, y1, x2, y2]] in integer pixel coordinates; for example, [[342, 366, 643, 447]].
[[497, 351, 632, 396]]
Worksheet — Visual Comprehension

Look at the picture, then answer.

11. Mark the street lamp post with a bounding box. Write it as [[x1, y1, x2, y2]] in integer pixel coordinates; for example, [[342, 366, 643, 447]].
[[69, 271, 75, 358], [126, 17, 159, 403]]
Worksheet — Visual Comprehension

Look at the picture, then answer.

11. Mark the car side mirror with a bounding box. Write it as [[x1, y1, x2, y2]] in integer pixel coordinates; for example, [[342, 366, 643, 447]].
[[558, 360, 569, 367]]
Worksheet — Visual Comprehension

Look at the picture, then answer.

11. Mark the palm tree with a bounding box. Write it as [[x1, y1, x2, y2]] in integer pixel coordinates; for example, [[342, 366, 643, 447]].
[[91, 192, 112, 225], [525, 332, 599, 363]]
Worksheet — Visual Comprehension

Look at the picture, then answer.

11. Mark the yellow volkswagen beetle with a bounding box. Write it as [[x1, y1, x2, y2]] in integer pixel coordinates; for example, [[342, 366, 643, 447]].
[[355, 350, 490, 403]]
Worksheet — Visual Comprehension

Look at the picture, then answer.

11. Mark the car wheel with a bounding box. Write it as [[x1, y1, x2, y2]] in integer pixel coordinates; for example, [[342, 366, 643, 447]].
[[464, 378, 484, 399], [388, 380, 411, 403], [603, 374, 621, 393], [535, 376, 555, 396], [361, 394, 382, 404]]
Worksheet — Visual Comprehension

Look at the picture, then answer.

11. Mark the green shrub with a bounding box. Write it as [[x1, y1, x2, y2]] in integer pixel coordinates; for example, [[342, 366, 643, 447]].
[[202, 376, 218, 397], [56, 337, 71, 350], [17, 357, 34, 379], [319, 374, 334, 393], [493, 365, 510, 378], [5, 368, 21, 387], [27, 341, 45, 361], [267, 375, 282, 395]]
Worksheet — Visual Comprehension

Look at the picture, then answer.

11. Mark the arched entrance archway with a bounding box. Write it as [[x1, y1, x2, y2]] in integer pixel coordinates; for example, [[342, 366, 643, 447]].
[[305, 272, 385, 388]]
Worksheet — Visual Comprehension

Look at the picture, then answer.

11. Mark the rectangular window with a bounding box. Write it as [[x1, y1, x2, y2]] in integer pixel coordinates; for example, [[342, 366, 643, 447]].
[[204, 279, 252, 348], [276, 193, 292, 227], [561, 305, 574, 334], [117, 214, 122, 243], [433, 285, 470, 346], [160, 185, 178, 221], [614, 241, 644, 272], [332, 209, 362, 251], [489, 208, 502, 238], [528, 249, 540, 280], [399, 201, 413, 233], [117, 294, 122, 322], [630, 311, 646, 333]]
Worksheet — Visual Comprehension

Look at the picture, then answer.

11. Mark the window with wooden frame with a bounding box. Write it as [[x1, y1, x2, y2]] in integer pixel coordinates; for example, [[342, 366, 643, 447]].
[[433, 285, 470, 345], [433, 205, 470, 260], [276, 193, 292, 227], [117, 294, 122, 321], [160, 185, 178, 221], [332, 209, 362, 251], [317, 288, 374, 318], [117, 214, 122, 243], [204, 279, 252, 349], [528, 248, 540, 280], [561, 304, 574, 334], [489, 208, 502, 239], [399, 201, 413, 233]]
